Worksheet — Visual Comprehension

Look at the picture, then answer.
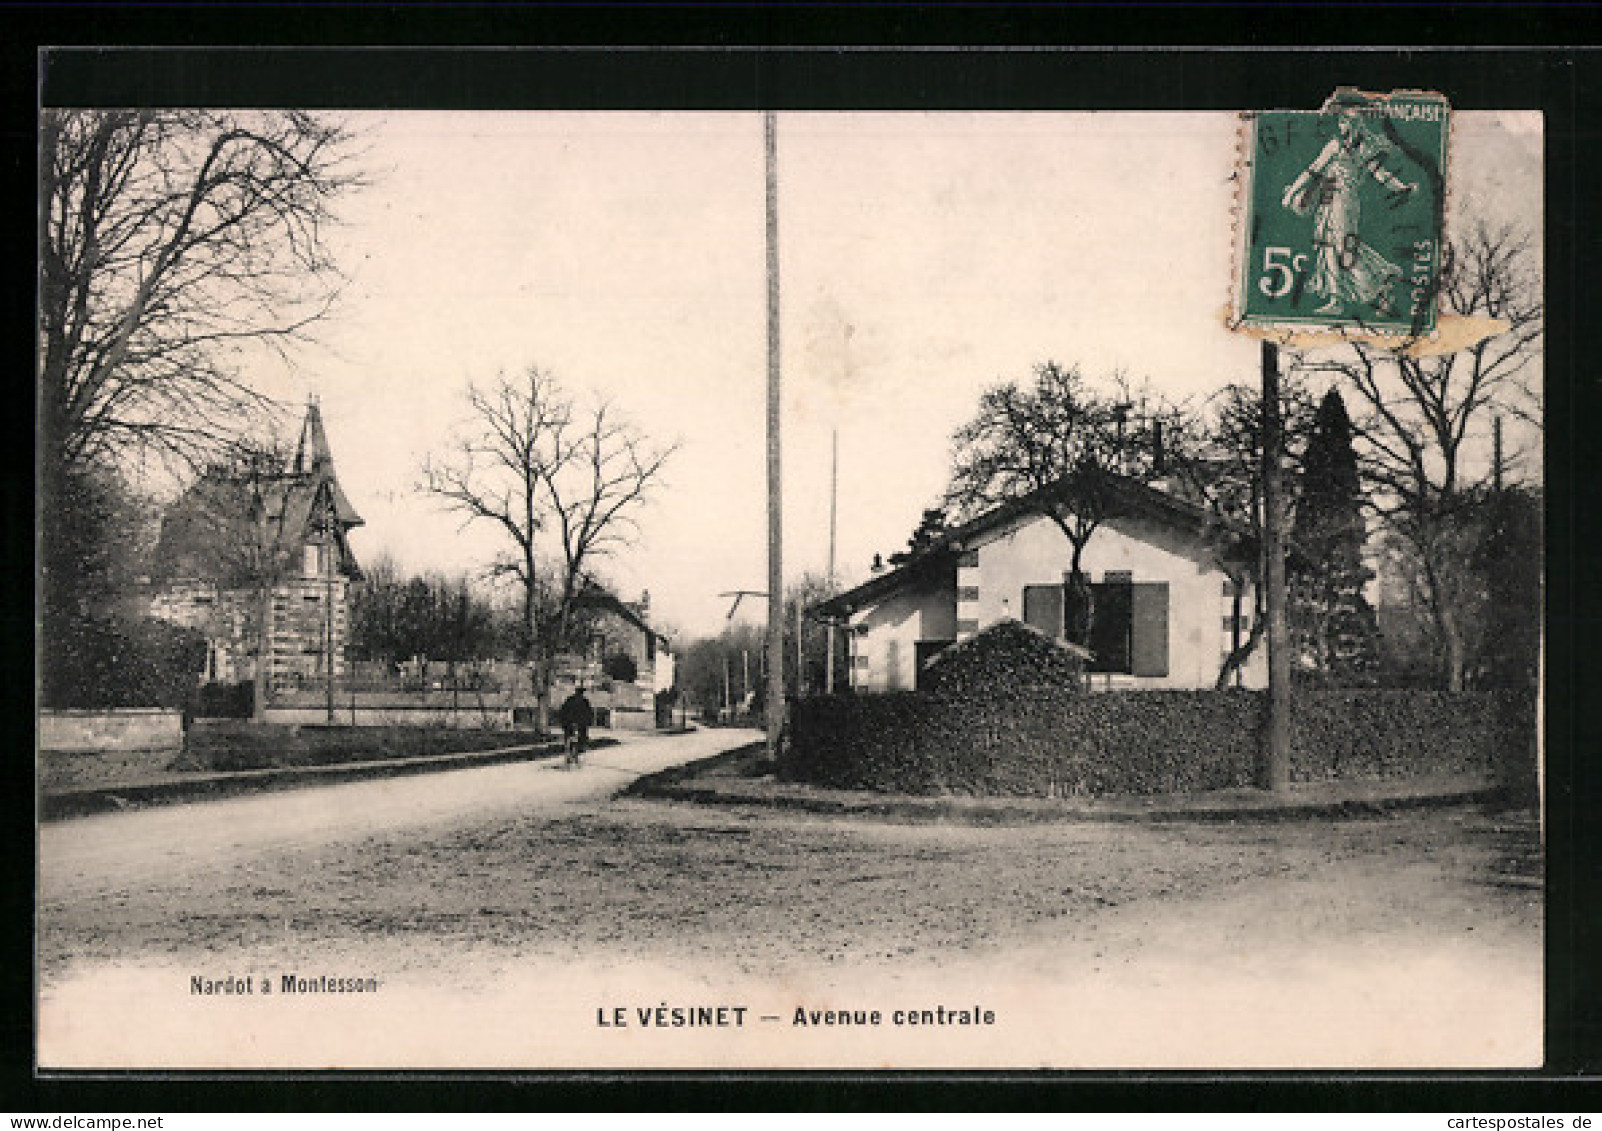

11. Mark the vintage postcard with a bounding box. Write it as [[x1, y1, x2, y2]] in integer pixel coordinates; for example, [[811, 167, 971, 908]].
[[36, 65, 1545, 1072]]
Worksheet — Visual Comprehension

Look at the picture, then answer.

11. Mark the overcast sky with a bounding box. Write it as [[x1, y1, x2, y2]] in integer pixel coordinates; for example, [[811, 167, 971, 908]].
[[250, 110, 1541, 640]]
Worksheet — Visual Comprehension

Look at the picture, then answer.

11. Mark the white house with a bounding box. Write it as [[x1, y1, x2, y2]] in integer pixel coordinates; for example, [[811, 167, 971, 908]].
[[813, 475, 1267, 693]]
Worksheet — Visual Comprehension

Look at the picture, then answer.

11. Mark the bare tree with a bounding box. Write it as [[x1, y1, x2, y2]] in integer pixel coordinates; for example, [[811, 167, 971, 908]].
[[1165, 376, 1319, 688], [945, 362, 1175, 647], [38, 109, 363, 481], [1303, 220, 1543, 690], [422, 366, 676, 726], [39, 110, 363, 655]]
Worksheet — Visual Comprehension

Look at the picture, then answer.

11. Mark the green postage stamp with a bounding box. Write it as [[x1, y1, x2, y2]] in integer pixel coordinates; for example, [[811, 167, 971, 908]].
[[1236, 89, 1451, 335]]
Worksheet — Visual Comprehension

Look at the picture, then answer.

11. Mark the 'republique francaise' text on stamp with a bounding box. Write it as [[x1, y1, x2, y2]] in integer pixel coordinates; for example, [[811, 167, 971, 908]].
[[1236, 89, 1451, 336]]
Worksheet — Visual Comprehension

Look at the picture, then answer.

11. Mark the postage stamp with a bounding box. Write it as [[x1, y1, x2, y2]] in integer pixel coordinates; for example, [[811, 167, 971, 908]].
[[1235, 88, 1451, 336]]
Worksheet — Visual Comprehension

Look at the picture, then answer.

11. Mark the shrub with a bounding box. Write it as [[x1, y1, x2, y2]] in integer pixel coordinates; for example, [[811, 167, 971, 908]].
[[41, 615, 207, 710], [921, 619, 1087, 697], [196, 680, 255, 719]]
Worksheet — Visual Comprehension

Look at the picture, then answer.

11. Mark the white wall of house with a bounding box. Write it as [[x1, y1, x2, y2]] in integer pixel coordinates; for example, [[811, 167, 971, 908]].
[[848, 512, 1265, 692], [970, 511, 1263, 689], [653, 648, 676, 695], [848, 562, 956, 692]]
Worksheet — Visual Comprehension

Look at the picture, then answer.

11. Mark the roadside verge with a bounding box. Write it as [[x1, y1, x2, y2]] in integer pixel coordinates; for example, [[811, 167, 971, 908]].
[[41, 736, 616, 821], [625, 743, 1511, 824]]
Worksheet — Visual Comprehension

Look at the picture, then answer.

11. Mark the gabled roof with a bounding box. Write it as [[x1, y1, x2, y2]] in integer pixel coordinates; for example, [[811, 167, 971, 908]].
[[573, 583, 668, 645], [927, 617, 1094, 664], [292, 401, 362, 527], [153, 404, 363, 585], [812, 471, 1252, 621]]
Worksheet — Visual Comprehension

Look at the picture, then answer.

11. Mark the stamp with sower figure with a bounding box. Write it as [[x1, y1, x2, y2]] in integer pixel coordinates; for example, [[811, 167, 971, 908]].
[[1235, 88, 1450, 337]]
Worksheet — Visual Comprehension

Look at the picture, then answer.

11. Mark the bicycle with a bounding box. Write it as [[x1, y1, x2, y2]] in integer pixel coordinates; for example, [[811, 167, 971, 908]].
[[563, 728, 587, 768]]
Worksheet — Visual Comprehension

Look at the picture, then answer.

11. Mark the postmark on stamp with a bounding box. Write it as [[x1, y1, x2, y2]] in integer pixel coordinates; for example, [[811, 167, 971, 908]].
[[1235, 88, 1451, 336]]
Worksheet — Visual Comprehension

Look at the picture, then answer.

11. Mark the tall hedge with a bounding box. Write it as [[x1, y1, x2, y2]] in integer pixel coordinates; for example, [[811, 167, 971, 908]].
[[783, 687, 1535, 797]]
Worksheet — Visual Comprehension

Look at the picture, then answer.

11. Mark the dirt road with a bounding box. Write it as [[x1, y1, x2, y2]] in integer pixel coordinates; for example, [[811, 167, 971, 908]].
[[36, 757, 1542, 1070], [38, 725, 759, 904]]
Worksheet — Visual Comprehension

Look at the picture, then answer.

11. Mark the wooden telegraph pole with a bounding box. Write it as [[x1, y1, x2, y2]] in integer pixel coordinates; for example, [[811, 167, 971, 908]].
[[1260, 340, 1290, 790], [825, 428, 838, 695], [764, 111, 785, 759]]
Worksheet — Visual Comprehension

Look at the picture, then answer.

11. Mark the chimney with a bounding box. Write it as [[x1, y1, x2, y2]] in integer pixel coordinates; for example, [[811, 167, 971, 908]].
[[870, 553, 885, 575]]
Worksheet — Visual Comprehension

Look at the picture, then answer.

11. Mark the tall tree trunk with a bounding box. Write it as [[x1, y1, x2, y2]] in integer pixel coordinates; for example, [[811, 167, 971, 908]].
[[1215, 572, 1265, 689], [252, 584, 271, 721], [1063, 539, 1095, 648], [1420, 536, 1467, 692], [1441, 610, 1466, 693]]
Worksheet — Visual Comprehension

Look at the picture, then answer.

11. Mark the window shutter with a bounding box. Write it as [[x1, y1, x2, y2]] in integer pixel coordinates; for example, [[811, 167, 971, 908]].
[[1131, 582, 1170, 677], [1022, 584, 1064, 638]]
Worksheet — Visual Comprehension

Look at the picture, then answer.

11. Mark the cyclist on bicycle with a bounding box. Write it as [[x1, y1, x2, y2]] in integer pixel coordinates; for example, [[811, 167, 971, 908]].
[[557, 685, 594, 767]]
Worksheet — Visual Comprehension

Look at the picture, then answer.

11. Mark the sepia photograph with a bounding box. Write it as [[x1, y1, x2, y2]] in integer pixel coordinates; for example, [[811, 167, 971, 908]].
[[35, 60, 1546, 1073]]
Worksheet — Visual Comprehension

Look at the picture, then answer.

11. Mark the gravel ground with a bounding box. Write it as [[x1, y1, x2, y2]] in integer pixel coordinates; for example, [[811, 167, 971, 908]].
[[36, 759, 1542, 1069], [39, 796, 1540, 988]]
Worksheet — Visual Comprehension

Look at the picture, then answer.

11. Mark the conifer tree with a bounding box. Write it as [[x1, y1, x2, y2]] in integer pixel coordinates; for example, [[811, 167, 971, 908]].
[[1290, 389, 1380, 682]]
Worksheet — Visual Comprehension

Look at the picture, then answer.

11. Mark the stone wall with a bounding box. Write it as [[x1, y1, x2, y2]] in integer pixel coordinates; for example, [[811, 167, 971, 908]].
[[263, 705, 517, 729], [39, 709, 183, 753], [39, 709, 185, 792]]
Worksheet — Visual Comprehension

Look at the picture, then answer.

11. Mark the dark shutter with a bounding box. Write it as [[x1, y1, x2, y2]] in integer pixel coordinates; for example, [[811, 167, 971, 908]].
[[1131, 582, 1170, 677], [1022, 584, 1064, 638]]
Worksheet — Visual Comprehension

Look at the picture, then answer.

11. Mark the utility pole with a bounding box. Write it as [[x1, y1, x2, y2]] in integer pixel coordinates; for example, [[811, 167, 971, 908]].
[[764, 110, 785, 759], [323, 495, 337, 726], [1493, 414, 1505, 492], [1260, 340, 1290, 790], [795, 597, 804, 697], [825, 428, 838, 695]]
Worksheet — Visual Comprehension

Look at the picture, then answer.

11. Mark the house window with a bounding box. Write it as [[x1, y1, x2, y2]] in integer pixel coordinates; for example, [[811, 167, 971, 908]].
[[1022, 579, 1169, 677], [957, 550, 979, 568], [957, 585, 980, 603], [956, 618, 979, 636], [304, 543, 321, 577]]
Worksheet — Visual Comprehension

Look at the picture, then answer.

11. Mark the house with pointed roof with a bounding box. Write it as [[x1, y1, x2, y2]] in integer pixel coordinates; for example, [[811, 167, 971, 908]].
[[550, 583, 673, 722], [812, 473, 1266, 693], [148, 401, 364, 694]]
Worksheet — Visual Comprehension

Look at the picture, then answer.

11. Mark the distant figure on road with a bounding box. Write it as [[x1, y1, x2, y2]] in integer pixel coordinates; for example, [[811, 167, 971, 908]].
[[558, 687, 594, 767]]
